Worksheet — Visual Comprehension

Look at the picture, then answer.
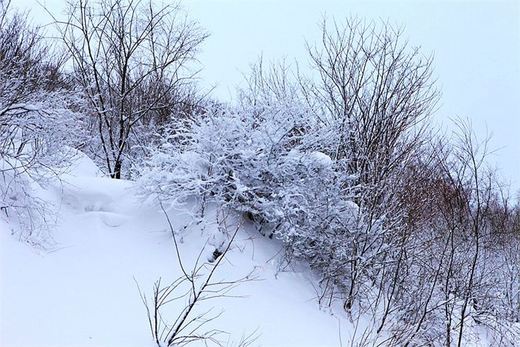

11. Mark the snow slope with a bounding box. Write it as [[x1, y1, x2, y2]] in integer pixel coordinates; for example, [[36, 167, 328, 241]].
[[0, 154, 348, 347]]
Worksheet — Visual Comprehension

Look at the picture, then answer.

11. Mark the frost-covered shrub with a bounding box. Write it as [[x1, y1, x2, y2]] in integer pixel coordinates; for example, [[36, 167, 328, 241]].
[[138, 96, 384, 305], [0, 1, 84, 245], [0, 162, 55, 246], [138, 92, 319, 210]]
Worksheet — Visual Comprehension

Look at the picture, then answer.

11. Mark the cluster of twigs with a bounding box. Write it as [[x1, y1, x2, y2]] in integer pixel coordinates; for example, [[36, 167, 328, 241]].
[[136, 204, 258, 347]]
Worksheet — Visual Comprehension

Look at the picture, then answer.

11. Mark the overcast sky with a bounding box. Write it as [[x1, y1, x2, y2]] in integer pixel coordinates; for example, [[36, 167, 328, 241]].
[[17, 0, 520, 192]]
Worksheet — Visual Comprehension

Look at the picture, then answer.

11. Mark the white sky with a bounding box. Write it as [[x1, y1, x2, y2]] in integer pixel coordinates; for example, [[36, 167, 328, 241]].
[[15, 0, 520, 192]]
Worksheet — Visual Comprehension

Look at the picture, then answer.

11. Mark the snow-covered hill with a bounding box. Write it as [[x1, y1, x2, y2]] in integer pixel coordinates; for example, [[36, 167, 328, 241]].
[[0, 154, 352, 347]]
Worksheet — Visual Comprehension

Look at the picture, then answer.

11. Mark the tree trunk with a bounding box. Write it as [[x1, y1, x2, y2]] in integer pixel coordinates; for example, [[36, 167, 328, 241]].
[[113, 159, 122, 179]]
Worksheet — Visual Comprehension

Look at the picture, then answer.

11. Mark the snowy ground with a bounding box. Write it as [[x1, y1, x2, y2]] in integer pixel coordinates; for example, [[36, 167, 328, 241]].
[[0, 155, 349, 347]]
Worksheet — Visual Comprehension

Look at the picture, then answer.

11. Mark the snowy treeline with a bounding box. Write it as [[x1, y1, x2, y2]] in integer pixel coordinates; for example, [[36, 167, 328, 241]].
[[1, 0, 519, 345]]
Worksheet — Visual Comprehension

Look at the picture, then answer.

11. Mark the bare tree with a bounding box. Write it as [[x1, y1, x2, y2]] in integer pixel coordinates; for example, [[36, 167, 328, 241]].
[[449, 119, 493, 347], [413, 119, 496, 345], [303, 17, 438, 191], [55, 0, 207, 178]]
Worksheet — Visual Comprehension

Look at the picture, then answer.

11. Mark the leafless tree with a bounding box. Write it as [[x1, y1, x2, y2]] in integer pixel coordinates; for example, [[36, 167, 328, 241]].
[[55, 0, 208, 178], [295, 18, 440, 315], [303, 17, 438, 192], [438, 120, 493, 346]]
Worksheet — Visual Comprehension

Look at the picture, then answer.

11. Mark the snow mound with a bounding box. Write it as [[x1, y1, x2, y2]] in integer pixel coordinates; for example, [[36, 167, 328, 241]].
[[66, 147, 103, 178]]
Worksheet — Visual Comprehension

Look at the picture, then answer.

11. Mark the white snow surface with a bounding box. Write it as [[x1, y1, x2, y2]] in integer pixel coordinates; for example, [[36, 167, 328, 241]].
[[0, 154, 347, 347]]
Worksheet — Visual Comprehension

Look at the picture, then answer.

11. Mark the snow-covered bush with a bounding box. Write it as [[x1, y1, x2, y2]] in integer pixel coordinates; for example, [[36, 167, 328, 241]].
[[0, 0, 84, 245], [138, 89, 385, 311]]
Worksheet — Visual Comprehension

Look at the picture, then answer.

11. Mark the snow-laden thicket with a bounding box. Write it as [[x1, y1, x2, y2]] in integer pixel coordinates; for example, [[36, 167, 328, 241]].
[[0, 0, 84, 246], [2, 0, 520, 345], [137, 20, 520, 346], [138, 91, 365, 292], [137, 97, 520, 346]]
